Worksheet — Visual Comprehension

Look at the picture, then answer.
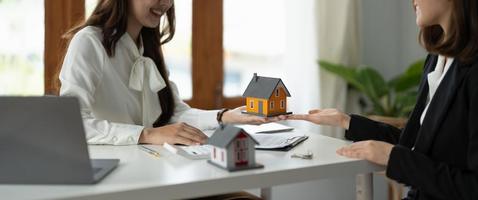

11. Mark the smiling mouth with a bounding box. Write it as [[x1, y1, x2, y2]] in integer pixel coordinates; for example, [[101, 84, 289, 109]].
[[150, 4, 171, 17], [151, 8, 163, 17]]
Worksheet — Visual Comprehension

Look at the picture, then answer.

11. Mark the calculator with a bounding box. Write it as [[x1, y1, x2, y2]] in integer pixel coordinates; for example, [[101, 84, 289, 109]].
[[163, 143, 212, 160]]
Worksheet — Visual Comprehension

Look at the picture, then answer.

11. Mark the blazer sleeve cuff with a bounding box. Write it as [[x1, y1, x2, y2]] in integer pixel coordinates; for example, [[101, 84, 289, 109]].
[[345, 114, 373, 141], [386, 145, 410, 184]]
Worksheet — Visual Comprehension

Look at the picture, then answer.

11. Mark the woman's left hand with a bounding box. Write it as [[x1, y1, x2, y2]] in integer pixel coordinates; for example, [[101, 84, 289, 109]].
[[336, 140, 394, 166], [221, 106, 288, 125]]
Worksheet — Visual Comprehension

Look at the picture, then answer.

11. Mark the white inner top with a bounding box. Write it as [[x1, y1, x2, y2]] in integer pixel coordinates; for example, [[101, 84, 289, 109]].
[[419, 55, 454, 125]]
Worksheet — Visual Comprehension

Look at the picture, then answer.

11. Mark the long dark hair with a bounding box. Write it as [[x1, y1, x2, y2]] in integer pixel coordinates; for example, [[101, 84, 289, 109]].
[[419, 0, 478, 64], [64, 0, 176, 127]]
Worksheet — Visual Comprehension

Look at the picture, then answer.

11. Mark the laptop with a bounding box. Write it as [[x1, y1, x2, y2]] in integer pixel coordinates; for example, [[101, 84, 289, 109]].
[[0, 96, 119, 184]]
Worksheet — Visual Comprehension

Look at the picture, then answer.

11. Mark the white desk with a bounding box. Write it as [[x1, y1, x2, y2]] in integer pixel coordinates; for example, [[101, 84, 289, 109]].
[[0, 130, 384, 200]]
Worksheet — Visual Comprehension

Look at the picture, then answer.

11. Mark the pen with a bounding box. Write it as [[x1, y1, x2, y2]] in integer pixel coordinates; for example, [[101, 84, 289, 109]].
[[139, 145, 161, 158]]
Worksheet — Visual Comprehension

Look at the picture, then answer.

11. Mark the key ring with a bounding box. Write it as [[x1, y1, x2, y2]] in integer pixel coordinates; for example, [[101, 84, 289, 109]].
[[291, 150, 313, 159]]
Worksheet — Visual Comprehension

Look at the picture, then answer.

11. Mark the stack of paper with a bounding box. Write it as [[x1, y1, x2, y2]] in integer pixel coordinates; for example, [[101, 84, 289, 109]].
[[203, 123, 307, 151], [236, 122, 294, 134]]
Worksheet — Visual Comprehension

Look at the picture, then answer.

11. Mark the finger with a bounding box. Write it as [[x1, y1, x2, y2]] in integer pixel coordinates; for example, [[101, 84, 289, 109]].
[[178, 131, 205, 144], [343, 144, 365, 152], [337, 146, 354, 155], [237, 106, 247, 111], [180, 128, 207, 144], [339, 143, 370, 159], [286, 114, 310, 120], [337, 143, 363, 154], [338, 148, 363, 159], [173, 135, 196, 146], [336, 148, 344, 155], [351, 141, 375, 150], [174, 123, 206, 143], [309, 109, 321, 114], [183, 124, 208, 139], [249, 119, 266, 125], [343, 150, 363, 159], [277, 115, 288, 120], [265, 116, 281, 122], [248, 116, 268, 124]]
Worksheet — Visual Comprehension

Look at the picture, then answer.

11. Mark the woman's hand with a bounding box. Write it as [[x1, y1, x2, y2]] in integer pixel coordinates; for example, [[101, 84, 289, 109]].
[[336, 140, 394, 166], [287, 108, 351, 129], [138, 122, 208, 145], [221, 106, 288, 125]]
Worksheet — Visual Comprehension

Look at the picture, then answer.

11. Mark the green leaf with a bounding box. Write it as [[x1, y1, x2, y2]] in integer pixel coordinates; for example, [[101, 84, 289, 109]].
[[389, 59, 425, 92], [356, 67, 389, 101], [318, 59, 423, 118], [393, 90, 419, 117], [319, 60, 388, 115], [319, 60, 365, 92]]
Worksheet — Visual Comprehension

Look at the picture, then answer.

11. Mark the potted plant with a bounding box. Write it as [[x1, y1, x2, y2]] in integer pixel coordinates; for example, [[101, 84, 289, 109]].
[[319, 59, 425, 128], [319, 59, 425, 200]]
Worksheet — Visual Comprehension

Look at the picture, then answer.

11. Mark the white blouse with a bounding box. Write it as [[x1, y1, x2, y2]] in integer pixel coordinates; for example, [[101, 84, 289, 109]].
[[419, 55, 454, 125], [60, 26, 218, 145]]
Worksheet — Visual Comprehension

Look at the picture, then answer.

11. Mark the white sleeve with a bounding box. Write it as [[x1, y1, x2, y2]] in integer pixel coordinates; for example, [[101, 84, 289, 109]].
[[169, 81, 219, 131], [59, 30, 143, 145]]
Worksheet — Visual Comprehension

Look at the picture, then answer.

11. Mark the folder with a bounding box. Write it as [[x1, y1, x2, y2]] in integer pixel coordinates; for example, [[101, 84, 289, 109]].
[[252, 133, 308, 151]]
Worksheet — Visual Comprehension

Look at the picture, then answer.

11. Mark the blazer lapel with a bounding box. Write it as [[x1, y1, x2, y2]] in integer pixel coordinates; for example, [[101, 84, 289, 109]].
[[398, 58, 433, 148], [414, 60, 470, 153]]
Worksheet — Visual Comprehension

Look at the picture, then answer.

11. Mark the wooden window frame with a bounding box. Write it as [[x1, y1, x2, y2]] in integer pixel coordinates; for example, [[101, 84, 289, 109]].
[[44, 0, 85, 95], [188, 0, 244, 109], [44, 0, 243, 109]]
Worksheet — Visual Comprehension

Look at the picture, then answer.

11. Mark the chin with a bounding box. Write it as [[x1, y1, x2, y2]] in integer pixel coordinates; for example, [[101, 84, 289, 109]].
[[416, 19, 428, 28], [143, 24, 160, 29], [416, 21, 425, 28], [143, 21, 161, 29]]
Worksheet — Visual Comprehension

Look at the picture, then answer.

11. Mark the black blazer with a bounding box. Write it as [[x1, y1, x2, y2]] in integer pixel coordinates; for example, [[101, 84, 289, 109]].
[[345, 54, 478, 200]]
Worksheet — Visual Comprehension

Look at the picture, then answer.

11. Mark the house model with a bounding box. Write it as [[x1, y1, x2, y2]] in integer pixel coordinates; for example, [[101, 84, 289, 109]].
[[242, 73, 292, 117], [207, 125, 264, 172]]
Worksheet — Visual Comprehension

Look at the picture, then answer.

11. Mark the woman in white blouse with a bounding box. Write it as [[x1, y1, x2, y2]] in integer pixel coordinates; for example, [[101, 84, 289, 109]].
[[59, 0, 284, 146]]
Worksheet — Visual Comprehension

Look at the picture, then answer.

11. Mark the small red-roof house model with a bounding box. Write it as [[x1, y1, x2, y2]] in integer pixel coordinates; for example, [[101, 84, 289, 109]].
[[207, 125, 263, 171]]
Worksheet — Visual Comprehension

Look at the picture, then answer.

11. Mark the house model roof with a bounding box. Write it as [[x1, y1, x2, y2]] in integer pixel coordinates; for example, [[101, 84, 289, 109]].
[[208, 125, 259, 148], [242, 73, 291, 99]]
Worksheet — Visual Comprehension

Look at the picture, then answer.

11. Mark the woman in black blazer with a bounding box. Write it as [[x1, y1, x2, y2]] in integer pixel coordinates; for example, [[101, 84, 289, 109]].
[[290, 0, 478, 199]]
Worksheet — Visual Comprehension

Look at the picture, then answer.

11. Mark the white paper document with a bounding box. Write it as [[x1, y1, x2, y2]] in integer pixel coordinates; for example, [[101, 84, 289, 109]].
[[236, 122, 294, 134]]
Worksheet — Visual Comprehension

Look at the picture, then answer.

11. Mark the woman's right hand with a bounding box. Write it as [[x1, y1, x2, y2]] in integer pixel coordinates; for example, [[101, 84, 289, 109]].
[[287, 108, 351, 130], [138, 122, 208, 145]]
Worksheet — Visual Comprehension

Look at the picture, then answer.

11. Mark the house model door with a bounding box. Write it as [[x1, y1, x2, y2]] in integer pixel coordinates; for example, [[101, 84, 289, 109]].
[[258, 101, 263, 115], [234, 134, 249, 166]]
